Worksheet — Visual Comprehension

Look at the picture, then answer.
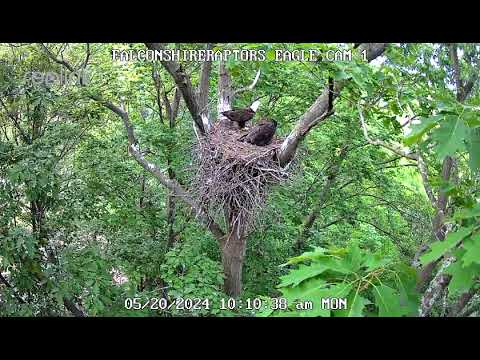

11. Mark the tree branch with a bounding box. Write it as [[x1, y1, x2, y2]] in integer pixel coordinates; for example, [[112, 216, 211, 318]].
[[39, 43, 75, 72], [295, 145, 349, 250], [357, 103, 437, 206], [89, 94, 225, 243], [358, 103, 418, 161], [40, 45, 225, 242], [232, 69, 261, 97], [145, 43, 205, 134], [277, 43, 388, 167], [197, 43, 213, 131], [217, 61, 233, 120]]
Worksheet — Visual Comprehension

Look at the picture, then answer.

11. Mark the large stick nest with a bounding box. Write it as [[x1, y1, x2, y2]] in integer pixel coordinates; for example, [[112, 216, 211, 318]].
[[192, 121, 289, 235]]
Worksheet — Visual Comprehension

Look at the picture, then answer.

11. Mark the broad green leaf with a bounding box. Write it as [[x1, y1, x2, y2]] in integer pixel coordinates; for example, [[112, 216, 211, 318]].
[[278, 263, 329, 288], [334, 70, 349, 80], [298, 282, 353, 317], [279, 277, 327, 303], [466, 127, 480, 173], [363, 252, 390, 271], [404, 115, 442, 146], [445, 261, 478, 295], [463, 111, 480, 128], [345, 241, 362, 272], [334, 290, 370, 317], [420, 227, 473, 265], [462, 234, 480, 267], [283, 247, 327, 265], [266, 49, 276, 61], [373, 284, 410, 317], [280, 280, 352, 317], [431, 116, 468, 160]]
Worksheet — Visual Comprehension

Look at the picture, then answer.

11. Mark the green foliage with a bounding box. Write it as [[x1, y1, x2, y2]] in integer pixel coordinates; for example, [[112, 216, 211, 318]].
[[419, 227, 473, 264], [260, 243, 420, 317], [1, 42, 479, 317], [159, 243, 225, 316]]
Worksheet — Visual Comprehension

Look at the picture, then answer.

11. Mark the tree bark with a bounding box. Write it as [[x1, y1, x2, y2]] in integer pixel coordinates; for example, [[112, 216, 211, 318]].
[[417, 44, 478, 316], [145, 43, 206, 134], [221, 234, 246, 298], [221, 208, 247, 297], [278, 43, 388, 167], [448, 288, 478, 317], [217, 61, 233, 122], [197, 43, 213, 131]]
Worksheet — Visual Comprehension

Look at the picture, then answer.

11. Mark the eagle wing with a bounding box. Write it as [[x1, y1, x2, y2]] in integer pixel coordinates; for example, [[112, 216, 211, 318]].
[[244, 123, 275, 146]]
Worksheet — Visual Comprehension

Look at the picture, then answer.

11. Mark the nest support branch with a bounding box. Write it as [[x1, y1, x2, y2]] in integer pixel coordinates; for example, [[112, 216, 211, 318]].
[[192, 122, 289, 236]]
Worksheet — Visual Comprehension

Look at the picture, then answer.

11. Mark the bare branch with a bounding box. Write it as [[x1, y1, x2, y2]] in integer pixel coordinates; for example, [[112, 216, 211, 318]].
[[419, 256, 454, 317], [172, 88, 181, 122], [295, 145, 349, 250], [449, 44, 463, 100], [449, 288, 479, 317], [417, 153, 437, 206], [81, 43, 91, 69], [63, 298, 87, 317], [0, 97, 31, 144]]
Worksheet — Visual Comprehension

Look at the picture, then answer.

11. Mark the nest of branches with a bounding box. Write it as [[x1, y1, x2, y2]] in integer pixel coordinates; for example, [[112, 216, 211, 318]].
[[192, 121, 289, 235]]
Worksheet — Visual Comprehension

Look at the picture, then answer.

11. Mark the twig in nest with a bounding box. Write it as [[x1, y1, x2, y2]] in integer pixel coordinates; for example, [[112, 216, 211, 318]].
[[191, 122, 290, 235]]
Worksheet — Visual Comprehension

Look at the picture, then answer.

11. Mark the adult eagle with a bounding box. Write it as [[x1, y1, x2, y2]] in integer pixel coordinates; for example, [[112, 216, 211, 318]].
[[221, 100, 260, 129], [238, 119, 277, 146]]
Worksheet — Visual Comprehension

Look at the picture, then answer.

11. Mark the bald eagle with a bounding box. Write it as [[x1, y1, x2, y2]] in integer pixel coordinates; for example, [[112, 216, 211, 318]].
[[238, 119, 277, 146], [221, 100, 260, 129]]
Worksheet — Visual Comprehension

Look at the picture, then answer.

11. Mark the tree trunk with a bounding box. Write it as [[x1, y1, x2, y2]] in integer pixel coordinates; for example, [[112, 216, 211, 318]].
[[221, 206, 247, 297], [221, 230, 247, 298]]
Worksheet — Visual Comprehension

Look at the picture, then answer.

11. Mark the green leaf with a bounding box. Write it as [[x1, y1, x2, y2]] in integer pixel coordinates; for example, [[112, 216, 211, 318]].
[[333, 70, 349, 80], [462, 234, 480, 267], [282, 247, 327, 265], [363, 252, 390, 271], [431, 116, 468, 160], [420, 227, 473, 265], [404, 115, 442, 146], [445, 261, 479, 295], [453, 203, 480, 221], [466, 127, 480, 173], [373, 284, 410, 317], [335, 290, 370, 317], [266, 50, 276, 61], [289, 282, 353, 317], [345, 241, 362, 272], [278, 263, 329, 288]]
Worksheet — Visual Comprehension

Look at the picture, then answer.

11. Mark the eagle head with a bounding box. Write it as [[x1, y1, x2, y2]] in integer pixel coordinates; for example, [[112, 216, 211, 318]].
[[249, 100, 261, 113]]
